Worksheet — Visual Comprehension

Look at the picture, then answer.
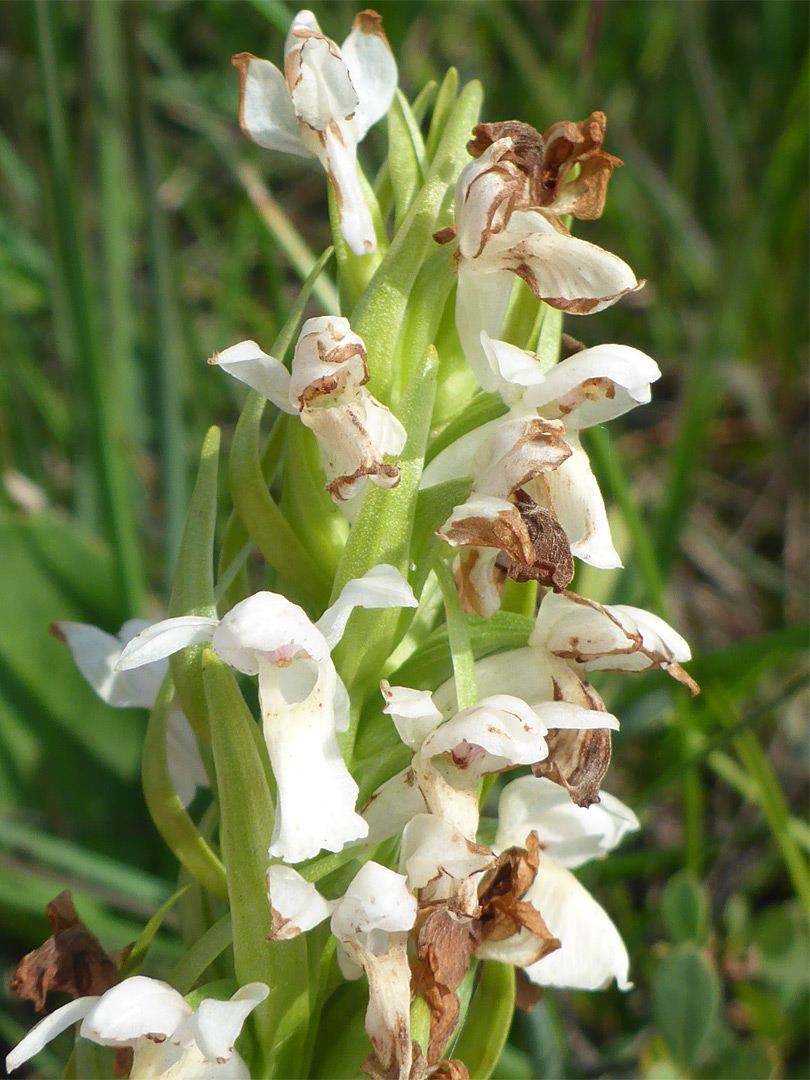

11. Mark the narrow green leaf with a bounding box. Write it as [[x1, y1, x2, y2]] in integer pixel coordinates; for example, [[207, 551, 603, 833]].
[[424, 67, 460, 163], [168, 426, 220, 743], [120, 885, 190, 978], [142, 677, 227, 900], [651, 944, 721, 1073], [452, 961, 515, 1079], [388, 89, 426, 231], [436, 560, 477, 711], [202, 650, 310, 1079], [171, 913, 234, 995]]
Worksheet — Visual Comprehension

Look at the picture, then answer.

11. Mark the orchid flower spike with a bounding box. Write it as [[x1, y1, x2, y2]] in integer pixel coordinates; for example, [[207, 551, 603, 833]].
[[233, 9, 397, 255], [117, 565, 417, 863], [6, 976, 268, 1079], [53, 619, 207, 808], [482, 774, 638, 991], [210, 316, 406, 504]]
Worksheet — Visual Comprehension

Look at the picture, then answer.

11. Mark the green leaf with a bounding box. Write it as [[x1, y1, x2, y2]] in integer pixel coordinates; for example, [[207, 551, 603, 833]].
[[171, 913, 234, 995], [388, 89, 426, 231], [142, 677, 227, 899], [119, 885, 190, 978], [452, 961, 515, 1079], [168, 425, 220, 743], [424, 67, 460, 164], [651, 944, 721, 1073], [436, 560, 477, 711], [661, 871, 708, 944], [202, 649, 310, 1079]]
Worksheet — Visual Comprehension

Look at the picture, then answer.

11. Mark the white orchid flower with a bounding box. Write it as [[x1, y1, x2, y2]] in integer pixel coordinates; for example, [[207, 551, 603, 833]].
[[233, 10, 397, 255], [451, 138, 641, 389], [363, 684, 618, 843], [6, 975, 268, 1079], [425, 340, 662, 609], [54, 619, 208, 809], [117, 565, 417, 863], [330, 861, 418, 1080], [478, 773, 637, 990], [210, 317, 406, 504]]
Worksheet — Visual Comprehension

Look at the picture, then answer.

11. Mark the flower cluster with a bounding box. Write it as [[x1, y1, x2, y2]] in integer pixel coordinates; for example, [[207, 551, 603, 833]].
[[7, 10, 698, 1080]]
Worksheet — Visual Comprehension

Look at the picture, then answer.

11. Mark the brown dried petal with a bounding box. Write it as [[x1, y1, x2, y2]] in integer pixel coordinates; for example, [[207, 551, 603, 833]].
[[467, 122, 547, 207], [427, 1060, 471, 1080], [538, 112, 623, 220], [515, 969, 544, 1013], [411, 908, 479, 1064], [509, 490, 574, 592], [532, 726, 613, 808], [10, 891, 121, 1013]]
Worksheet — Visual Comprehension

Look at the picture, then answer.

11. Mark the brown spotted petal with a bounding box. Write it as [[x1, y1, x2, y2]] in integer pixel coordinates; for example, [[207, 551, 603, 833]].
[[10, 891, 121, 1013], [539, 111, 623, 220], [532, 725, 613, 809], [291, 315, 370, 407], [467, 121, 547, 207], [533, 590, 699, 693], [471, 416, 572, 499]]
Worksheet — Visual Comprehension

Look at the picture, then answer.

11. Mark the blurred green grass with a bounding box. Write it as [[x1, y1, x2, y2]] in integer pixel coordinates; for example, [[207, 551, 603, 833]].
[[0, 1, 807, 1077]]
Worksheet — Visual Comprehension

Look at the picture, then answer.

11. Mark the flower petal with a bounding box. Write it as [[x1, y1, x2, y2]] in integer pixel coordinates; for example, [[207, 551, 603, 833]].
[[266, 865, 334, 939], [331, 861, 417, 943], [340, 10, 398, 140], [213, 592, 329, 676], [7, 997, 97, 1074], [79, 976, 190, 1047], [522, 852, 631, 990], [187, 983, 269, 1063], [380, 681, 443, 750], [399, 815, 495, 892], [362, 767, 428, 845], [54, 620, 164, 708], [231, 54, 309, 157], [316, 564, 416, 650], [495, 775, 639, 868], [116, 616, 219, 671], [208, 340, 295, 413]]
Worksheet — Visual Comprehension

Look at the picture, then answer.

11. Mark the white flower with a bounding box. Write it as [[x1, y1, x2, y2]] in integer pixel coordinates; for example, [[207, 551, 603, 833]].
[[6, 976, 268, 1078], [425, 341, 662, 609], [54, 619, 208, 808], [331, 862, 418, 1080], [117, 566, 417, 863], [210, 317, 406, 504], [363, 684, 618, 843], [266, 864, 336, 940], [233, 10, 397, 255], [452, 137, 641, 389], [480, 774, 637, 991]]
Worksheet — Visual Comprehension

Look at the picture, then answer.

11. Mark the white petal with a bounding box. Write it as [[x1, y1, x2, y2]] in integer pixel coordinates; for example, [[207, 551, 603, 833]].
[[521, 344, 661, 428], [80, 977, 190, 1047], [495, 775, 639, 868], [288, 34, 358, 130], [311, 121, 376, 256], [213, 592, 329, 676], [543, 435, 622, 568], [116, 617, 219, 671], [291, 316, 368, 406], [380, 681, 443, 751], [434, 647, 552, 719], [454, 140, 520, 260], [400, 814, 496, 892], [188, 984, 269, 1063], [266, 865, 334, 937], [6, 997, 96, 1074], [481, 334, 549, 407], [421, 695, 552, 779], [233, 55, 310, 157], [455, 261, 515, 392], [166, 706, 209, 807], [316, 565, 416, 650], [472, 415, 571, 499], [208, 340, 295, 413], [56, 620, 164, 708], [348, 938, 413, 1080], [340, 11, 398, 140], [532, 591, 691, 670], [362, 767, 428, 845], [331, 861, 417, 943], [259, 658, 368, 863], [522, 852, 631, 990], [418, 416, 502, 491]]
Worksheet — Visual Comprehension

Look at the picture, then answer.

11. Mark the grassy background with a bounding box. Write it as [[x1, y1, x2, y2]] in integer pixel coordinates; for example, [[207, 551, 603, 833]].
[[0, 1, 807, 1077]]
